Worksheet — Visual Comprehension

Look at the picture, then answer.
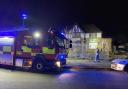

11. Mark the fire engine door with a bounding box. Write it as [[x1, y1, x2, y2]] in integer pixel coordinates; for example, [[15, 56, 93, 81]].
[[0, 37, 14, 65]]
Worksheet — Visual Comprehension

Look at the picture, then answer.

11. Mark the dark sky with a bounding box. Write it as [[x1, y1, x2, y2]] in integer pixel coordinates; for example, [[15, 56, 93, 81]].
[[0, 0, 128, 41]]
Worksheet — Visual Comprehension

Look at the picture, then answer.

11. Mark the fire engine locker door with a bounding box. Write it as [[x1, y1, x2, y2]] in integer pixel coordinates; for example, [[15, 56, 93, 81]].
[[0, 37, 14, 65]]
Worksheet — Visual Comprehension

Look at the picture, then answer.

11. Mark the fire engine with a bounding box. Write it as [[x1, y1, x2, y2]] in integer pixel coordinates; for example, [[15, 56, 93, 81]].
[[0, 28, 71, 71]]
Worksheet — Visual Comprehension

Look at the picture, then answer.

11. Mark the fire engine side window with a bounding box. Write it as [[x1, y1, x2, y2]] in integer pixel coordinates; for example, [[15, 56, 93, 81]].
[[55, 36, 64, 47], [23, 36, 34, 47], [42, 35, 53, 47]]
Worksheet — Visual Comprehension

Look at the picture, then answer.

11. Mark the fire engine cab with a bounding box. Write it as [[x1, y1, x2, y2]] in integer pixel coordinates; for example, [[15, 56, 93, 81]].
[[0, 28, 70, 71]]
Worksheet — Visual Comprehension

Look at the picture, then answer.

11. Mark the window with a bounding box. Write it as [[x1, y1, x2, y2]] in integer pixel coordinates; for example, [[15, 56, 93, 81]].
[[42, 35, 53, 47], [23, 36, 39, 47], [24, 36, 33, 46], [81, 33, 85, 38], [90, 33, 97, 38], [85, 33, 89, 38], [97, 33, 102, 38], [89, 43, 98, 49], [55, 36, 64, 47]]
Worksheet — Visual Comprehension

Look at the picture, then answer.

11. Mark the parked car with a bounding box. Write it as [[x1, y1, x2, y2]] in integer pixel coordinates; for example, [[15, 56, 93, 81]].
[[114, 48, 128, 59], [111, 58, 128, 71]]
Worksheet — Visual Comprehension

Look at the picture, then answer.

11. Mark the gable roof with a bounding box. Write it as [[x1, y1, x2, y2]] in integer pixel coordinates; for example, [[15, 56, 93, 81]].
[[83, 24, 102, 33]]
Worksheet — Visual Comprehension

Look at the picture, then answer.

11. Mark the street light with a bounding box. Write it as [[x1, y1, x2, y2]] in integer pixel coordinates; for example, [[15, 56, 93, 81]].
[[33, 32, 41, 39], [33, 31, 41, 46]]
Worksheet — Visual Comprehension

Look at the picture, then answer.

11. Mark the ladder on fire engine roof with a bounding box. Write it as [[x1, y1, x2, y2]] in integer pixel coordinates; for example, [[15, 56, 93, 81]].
[[0, 27, 30, 32]]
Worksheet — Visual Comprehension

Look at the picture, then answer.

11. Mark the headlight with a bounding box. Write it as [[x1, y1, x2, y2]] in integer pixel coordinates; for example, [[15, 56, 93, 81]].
[[55, 61, 61, 67], [116, 64, 125, 71], [28, 61, 32, 65]]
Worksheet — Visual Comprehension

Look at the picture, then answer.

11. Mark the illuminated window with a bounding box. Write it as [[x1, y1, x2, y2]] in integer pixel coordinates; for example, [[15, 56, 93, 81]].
[[97, 33, 102, 38], [89, 43, 98, 49], [90, 33, 97, 38], [85, 33, 89, 38], [81, 33, 85, 38]]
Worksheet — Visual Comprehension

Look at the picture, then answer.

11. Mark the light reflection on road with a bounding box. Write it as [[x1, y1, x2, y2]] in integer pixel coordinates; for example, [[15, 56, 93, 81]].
[[0, 68, 128, 89]]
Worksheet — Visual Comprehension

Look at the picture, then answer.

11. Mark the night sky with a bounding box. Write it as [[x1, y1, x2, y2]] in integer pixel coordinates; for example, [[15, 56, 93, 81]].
[[0, 0, 128, 42]]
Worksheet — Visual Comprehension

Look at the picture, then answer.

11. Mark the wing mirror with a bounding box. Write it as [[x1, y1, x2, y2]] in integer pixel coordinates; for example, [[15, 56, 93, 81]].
[[69, 40, 72, 48]]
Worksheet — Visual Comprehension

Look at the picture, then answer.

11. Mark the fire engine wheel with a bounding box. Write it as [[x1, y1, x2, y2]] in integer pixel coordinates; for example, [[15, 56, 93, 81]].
[[36, 63, 43, 70], [32, 60, 45, 72]]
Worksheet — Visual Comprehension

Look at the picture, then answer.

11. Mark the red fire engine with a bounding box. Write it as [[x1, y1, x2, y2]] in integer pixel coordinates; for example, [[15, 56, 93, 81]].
[[0, 28, 70, 71]]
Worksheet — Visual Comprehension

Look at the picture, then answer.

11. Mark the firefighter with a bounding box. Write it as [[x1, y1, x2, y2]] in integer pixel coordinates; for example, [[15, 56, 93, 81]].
[[95, 48, 100, 62]]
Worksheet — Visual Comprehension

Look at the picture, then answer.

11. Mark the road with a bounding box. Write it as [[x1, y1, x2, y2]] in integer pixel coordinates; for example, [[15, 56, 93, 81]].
[[0, 68, 128, 89]]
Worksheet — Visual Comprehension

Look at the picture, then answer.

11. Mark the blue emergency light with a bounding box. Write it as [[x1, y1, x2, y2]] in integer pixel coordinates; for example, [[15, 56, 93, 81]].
[[61, 32, 64, 35], [22, 13, 27, 20]]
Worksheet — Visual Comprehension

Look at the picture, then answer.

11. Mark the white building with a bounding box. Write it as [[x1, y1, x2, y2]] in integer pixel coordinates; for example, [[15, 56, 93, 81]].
[[66, 24, 112, 60]]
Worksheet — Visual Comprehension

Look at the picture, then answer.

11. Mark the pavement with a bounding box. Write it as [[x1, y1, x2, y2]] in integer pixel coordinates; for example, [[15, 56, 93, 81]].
[[66, 58, 111, 70]]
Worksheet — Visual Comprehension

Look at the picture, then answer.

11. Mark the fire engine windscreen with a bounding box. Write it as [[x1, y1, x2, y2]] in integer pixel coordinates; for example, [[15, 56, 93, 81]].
[[55, 36, 64, 47]]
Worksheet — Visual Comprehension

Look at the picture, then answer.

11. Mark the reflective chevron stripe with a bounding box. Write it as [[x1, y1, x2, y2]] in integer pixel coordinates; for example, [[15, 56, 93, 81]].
[[42, 47, 55, 54]]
